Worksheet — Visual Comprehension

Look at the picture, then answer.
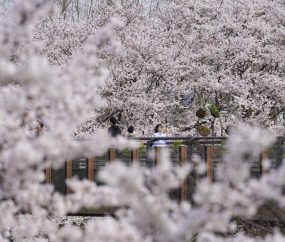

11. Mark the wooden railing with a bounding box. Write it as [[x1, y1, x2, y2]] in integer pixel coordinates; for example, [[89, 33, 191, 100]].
[[46, 145, 189, 200], [45, 136, 285, 214]]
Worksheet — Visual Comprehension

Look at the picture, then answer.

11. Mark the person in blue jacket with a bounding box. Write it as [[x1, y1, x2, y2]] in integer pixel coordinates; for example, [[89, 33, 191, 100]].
[[153, 124, 169, 147]]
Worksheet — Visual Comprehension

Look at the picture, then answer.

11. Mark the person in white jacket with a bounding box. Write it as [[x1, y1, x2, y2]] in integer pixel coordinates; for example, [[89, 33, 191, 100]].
[[153, 124, 169, 147]]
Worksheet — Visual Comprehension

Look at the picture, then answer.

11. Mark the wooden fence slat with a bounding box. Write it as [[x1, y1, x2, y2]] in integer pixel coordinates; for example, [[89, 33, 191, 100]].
[[88, 157, 94, 181], [66, 160, 72, 194], [132, 149, 139, 164], [46, 164, 51, 184], [109, 148, 116, 162], [207, 147, 213, 183], [262, 149, 269, 175], [180, 146, 187, 201], [155, 147, 161, 165]]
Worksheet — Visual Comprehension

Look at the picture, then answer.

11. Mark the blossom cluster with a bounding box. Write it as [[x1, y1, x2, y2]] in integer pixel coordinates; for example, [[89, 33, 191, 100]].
[[0, 1, 285, 242], [21, 0, 285, 137]]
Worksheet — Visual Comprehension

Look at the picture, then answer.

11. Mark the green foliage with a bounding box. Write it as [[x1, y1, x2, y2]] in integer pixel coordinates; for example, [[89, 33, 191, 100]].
[[118, 148, 132, 159], [173, 140, 182, 146], [122, 148, 131, 153], [220, 138, 227, 152], [197, 125, 209, 131], [172, 140, 182, 154], [208, 104, 220, 118], [139, 141, 147, 158]]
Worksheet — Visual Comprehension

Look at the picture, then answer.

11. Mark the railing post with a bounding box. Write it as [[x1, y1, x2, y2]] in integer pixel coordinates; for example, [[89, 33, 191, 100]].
[[146, 141, 152, 168], [109, 148, 116, 162], [46, 163, 51, 184], [180, 146, 187, 201], [155, 147, 161, 165], [262, 149, 268, 175], [207, 146, 213, 183], [65, 159, 72, 194], [88, 157, 94, 181], [131, 149, 139, 164]]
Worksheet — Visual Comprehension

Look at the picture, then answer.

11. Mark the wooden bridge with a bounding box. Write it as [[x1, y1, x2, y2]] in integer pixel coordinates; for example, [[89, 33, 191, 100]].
[[45, 136, 285, 215]]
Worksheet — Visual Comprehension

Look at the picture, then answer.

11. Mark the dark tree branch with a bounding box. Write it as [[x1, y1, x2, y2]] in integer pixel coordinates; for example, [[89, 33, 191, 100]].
[[99, 109, 123, 124]]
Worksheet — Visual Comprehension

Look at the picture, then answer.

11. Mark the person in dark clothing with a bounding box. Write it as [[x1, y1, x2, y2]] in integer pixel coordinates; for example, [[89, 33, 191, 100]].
[[127, 125, 145, 137], [107, 117, 122, 137]]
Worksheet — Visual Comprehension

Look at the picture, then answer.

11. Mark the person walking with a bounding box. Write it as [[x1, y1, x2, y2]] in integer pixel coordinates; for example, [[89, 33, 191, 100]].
[[127, 126, 145, 137], [153, 124, 169, 147], [107, 117, 122, 137]]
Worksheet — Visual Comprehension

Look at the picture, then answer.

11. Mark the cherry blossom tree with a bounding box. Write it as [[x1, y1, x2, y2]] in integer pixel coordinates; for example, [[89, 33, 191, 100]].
[[2, 1, 285, 242], [154, 0, 285, 135], [31, 0, 285, 137], [105, 0, 285, 136]]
